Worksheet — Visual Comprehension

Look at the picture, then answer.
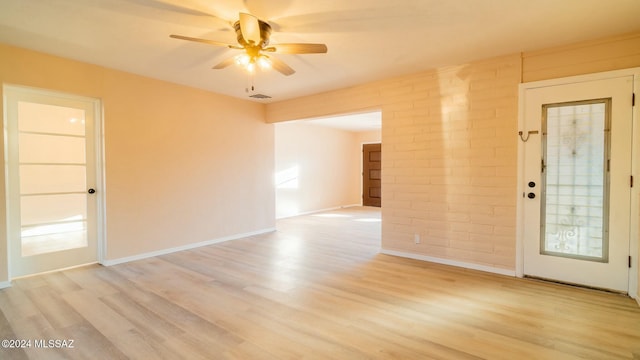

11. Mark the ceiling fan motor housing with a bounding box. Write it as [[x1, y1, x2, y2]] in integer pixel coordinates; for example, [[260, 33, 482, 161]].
[[233, 19, 272, 48]]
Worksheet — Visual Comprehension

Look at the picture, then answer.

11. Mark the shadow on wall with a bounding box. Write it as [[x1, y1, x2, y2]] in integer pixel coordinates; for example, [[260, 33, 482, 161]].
[[383, 60, 517, 270]]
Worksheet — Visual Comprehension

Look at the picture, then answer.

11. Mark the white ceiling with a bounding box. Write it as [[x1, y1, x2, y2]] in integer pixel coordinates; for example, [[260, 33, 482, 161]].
[[1, 0, 639, 104], [290, 111, 382, 132]]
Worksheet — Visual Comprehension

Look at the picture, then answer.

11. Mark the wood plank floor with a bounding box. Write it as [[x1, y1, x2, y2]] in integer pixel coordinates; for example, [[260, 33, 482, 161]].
[[1, 206, 640, 359]]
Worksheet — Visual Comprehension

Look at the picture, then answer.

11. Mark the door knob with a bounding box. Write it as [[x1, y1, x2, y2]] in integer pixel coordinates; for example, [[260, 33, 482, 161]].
[[527, 192, 535, 199], [528, 181, 536, 188], [88, 188, 96, 194]]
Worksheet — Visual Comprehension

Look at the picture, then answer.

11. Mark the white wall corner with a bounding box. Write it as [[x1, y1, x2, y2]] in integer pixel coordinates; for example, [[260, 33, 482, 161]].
[[380, 248, 517, 277], [0, 281, 11, 289]]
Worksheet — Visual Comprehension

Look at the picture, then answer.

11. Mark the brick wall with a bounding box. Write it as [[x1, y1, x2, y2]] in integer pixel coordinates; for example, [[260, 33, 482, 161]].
[[268, 54, 521, 271], [523, 32, 640, 82], [265, 31, 640, 274], [380, 57, 520, 271]]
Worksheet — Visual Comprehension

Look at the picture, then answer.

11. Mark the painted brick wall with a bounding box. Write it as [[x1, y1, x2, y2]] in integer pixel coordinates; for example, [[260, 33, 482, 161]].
[[380, 56, 520, 271], [523, 32, 640, 82], [266, 32, 640, 275], [268, 53, 522, 271]]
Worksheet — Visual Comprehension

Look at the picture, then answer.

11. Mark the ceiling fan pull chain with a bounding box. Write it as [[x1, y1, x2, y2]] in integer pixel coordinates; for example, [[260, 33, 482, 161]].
[[245, 73, 256, 93]]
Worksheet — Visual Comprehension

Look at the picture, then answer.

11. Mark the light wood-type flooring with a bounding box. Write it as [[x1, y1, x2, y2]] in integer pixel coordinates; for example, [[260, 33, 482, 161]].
[[1, 207, 639, 359]]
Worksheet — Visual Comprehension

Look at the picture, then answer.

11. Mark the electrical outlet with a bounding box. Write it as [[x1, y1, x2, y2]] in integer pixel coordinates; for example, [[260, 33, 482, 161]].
[[414, 234, 421, 244]]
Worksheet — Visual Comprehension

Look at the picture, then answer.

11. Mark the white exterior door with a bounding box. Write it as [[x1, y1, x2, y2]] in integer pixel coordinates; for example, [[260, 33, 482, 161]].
[[520, 75, 634, 292], [4, 86, 102, 278]]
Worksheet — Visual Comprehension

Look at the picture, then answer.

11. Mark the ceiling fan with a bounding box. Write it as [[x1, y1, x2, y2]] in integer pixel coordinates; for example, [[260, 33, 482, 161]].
[[170, 12, 328, 76]]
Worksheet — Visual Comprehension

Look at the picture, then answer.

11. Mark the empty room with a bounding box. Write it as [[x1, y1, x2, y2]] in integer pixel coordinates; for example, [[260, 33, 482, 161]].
[[1, 1, 640, 359]]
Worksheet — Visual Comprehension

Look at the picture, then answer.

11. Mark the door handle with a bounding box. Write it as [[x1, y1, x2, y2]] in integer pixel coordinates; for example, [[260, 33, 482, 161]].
[[527, 192, 535, 199], [88, 188, 96, 194]]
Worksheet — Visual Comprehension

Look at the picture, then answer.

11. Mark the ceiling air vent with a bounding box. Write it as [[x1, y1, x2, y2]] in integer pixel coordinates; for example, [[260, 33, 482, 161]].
[[249, 93, 272, 99]]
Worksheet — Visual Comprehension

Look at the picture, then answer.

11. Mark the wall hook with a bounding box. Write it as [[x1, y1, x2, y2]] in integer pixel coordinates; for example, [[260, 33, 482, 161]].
[[518, 130, 539, 142]]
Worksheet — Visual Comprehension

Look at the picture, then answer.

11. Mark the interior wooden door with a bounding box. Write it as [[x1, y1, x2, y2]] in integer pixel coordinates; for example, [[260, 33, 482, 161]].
[[363, 143, 381, 207]]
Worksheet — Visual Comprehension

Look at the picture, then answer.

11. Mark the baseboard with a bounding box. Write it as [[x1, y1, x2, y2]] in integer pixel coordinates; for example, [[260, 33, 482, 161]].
[[101, 227, 276, 267], [0, 281, 11, 289], [342, 203, 362, 209], [276, 204, 362, 219], [380, 248, 517, 277]]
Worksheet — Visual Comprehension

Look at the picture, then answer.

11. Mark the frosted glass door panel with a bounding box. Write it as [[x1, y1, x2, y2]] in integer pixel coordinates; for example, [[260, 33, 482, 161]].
[[18, 102, 85, 135], [20, 194, 87, 225], [21, 231, 87, 257], [22, 221, 86, 237], [17, 101, 89, 257], [19, 133, 86, 164], [541, 101, 610, 261], [19, 165, 87, 194]]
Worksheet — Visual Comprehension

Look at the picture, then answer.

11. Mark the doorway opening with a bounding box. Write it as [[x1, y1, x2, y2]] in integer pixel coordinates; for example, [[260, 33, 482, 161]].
[[274, 110, 381, 219]]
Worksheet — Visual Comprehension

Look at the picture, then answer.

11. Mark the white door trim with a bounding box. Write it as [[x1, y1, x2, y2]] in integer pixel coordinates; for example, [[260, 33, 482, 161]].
[[516, 68, 640, 298], [2, 84, 106, 280]]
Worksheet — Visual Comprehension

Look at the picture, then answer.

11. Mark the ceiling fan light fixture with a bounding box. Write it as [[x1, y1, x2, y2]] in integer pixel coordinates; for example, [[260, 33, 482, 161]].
[[257, 55, 271, 70], [234, 53, 271, 73], [235, 53, 251, 66]]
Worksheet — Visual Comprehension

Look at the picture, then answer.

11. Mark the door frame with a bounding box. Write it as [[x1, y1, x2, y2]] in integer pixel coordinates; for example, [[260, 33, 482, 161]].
[[516, 68, 640, 298], [3, 84, 106, 280]]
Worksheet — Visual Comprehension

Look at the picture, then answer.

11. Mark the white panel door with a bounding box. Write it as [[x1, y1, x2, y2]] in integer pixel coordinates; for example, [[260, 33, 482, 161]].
[[4, 86, 101, 278], [521, 76, 634, 292]]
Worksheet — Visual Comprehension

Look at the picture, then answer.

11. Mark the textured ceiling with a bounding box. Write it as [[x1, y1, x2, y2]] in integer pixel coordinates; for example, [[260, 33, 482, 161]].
[[1, 0, 639, 104]]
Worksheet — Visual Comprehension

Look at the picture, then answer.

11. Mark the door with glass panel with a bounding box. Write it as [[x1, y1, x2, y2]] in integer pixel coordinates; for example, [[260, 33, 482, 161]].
[[521, 76, 633, 292], [4, 86, 100, 278]]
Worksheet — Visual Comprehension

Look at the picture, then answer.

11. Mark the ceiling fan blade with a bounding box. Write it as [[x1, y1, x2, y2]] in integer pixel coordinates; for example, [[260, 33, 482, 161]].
[[268, 56, 295, 76], [268, 43, 328, 54], [239, 12, 261, 45], [212, 57, 236, 69], [170, 34, 236, 48], [130, 0, 215, 17]]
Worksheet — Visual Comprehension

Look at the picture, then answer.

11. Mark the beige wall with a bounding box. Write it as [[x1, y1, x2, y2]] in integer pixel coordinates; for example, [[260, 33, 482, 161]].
[[275, 122, 363, 218], [266, 32, 640, 274], [357, 130, 382, 145], [2, 30, 639, 292], [0, 44, 274, 280]]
